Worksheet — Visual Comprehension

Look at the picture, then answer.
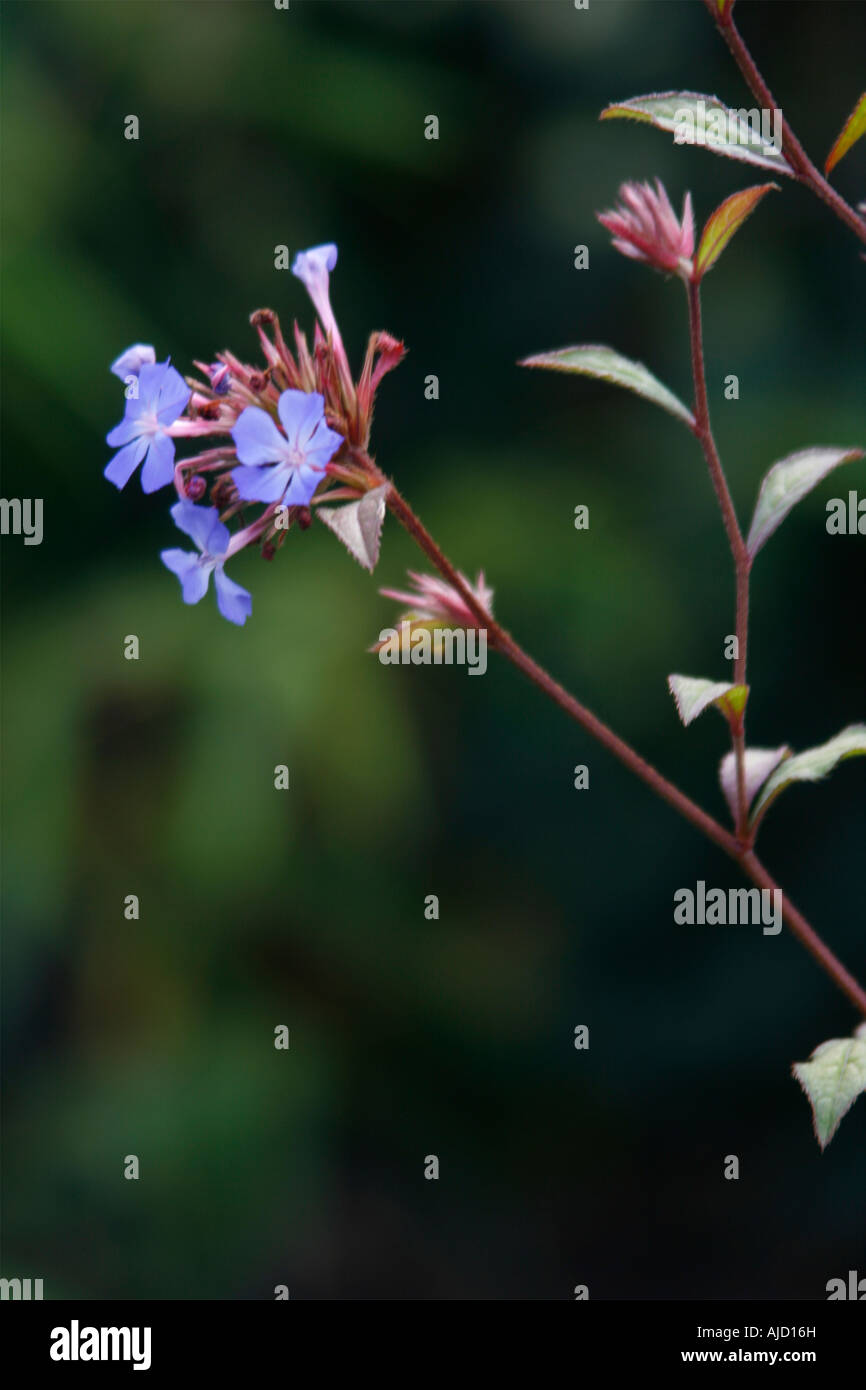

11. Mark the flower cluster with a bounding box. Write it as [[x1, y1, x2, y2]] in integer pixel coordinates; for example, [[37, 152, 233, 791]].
[[105, 244, 406, 624]]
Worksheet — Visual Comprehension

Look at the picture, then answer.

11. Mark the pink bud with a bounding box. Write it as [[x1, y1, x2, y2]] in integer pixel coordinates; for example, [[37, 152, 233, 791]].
[[598, 180, 694, 280]]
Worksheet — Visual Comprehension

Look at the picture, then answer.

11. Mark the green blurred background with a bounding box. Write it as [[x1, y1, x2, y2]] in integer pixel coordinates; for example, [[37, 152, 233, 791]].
[[2, 0, 864, 1300]]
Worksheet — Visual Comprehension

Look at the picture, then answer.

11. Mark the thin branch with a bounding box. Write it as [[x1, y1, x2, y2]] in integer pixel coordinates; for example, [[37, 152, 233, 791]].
[[686, 278, 753, 842], [380, 477, 866, 1018], [704, 0, 866, 245]]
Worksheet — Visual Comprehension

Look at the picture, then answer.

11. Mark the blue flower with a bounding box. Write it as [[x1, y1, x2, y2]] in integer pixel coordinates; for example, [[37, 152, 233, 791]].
[[160, 501, 252, 626], [105, 360, 191, 492], [291, 244, 338, 338], [110, 343, 156, 380], [231, 389, 343, 506]]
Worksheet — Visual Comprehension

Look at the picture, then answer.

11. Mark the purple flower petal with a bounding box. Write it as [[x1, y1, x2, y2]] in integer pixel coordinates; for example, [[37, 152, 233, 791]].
[[161, 548, 211, 605], [214, 568, 252, 626], [283, 464, 324, 507], [302, 421, 344, 470], [110, 344, 156, 380], [203, 512, 232, 557], [104, 435, 149, 490], [106, 409, 146, 448], [136, 361, 173, 414], [140, 431, 176, 493], [277, 389, 326, 444], [155, 365, 192, 427], [292, 244, 337, 282], [231, 406, 291, 467], [231, 463, 290, 504], [169, 500, 223, 552], [291, 245, 340, 341]]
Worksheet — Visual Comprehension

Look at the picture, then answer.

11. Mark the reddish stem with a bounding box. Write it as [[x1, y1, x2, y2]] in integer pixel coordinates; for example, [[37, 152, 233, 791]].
[[704, 0, 866, 245], [686, 278, 753, 842], [380, 479, 866, 1016]]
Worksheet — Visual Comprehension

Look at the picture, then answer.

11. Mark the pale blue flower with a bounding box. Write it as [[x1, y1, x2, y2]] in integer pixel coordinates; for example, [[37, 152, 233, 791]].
[[161, 501, 252, 625], [231, 389, 342, 506], [105, 360, 191, 492], [291, 244, 338, 338]]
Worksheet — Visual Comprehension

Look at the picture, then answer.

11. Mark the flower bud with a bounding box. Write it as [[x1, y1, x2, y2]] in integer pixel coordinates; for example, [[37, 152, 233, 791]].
[[598, 180, 694, 279], [185, 475, 207, 501]]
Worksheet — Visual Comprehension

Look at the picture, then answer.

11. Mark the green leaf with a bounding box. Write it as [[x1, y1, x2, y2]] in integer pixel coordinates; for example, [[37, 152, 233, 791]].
[[750, 725, 866, 825], [667, 674, 748, 727], [695, 183, 778, 279], [600, 92, 794, 176], [824, 92, 866, 176], [317, 483, 389, 572], [520, 345, 695, 428], [793, 1034, 866, 1150], [718, 745, 790, 821], [747, 446, 863, 559]]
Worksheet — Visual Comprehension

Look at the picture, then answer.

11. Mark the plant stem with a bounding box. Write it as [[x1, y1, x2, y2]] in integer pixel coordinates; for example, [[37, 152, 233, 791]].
[[742, 854, 866, 1017], [380, 478, 866, 1018], [686, 278, 752, 842], [704, 0, 866, 245]]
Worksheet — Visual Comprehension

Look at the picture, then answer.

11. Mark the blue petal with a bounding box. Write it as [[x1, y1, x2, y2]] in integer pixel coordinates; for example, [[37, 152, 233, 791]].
[[231, 463, 289, 504], [155, 365, 192, 426], [110, 344, 156, 380], [283, 464, 323, 507], [214, 567, 252, 625], [106, 405, 146, 448], [170, 500, 221, 552], [231, 406, 290, 466], [140, 431, 176, 493], [291, 244, 337, 283], [137, 361, 173, 413], [203, 512, 232, 558], [277, 389, 325, 446], [302, 419, 344, 470], [161, 549, 211, 605], [104, 435, 148, 489]]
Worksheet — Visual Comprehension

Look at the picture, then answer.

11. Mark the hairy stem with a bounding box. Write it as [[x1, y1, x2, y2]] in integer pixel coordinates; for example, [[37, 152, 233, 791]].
[[686, 278, 752, 842], [379, 478, 866, 1017], [704, 0, 866, 245]]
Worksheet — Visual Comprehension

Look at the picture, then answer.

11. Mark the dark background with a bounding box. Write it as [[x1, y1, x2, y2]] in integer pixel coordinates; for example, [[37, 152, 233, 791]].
[[1, 0, 864, 1300]]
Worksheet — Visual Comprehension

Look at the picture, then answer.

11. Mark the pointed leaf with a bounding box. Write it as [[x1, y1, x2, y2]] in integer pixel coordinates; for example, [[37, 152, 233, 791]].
[[824, 92, 866, 176], [317, 482, 389, 572], [750, 725, 866, 824], [600, 93, 794, 176], [520, 345, 695, 428], [746, 447, 863, 559], [667, 674, 748, 727], [793, 1034, 866, 1150], [718, 745, 790, 821], [695, 183, 778, 278]]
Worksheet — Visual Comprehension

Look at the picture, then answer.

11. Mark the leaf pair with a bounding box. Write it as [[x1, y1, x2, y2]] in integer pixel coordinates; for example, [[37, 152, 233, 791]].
[[667, 677, 866, 828], [522, 346, 863, 560]]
